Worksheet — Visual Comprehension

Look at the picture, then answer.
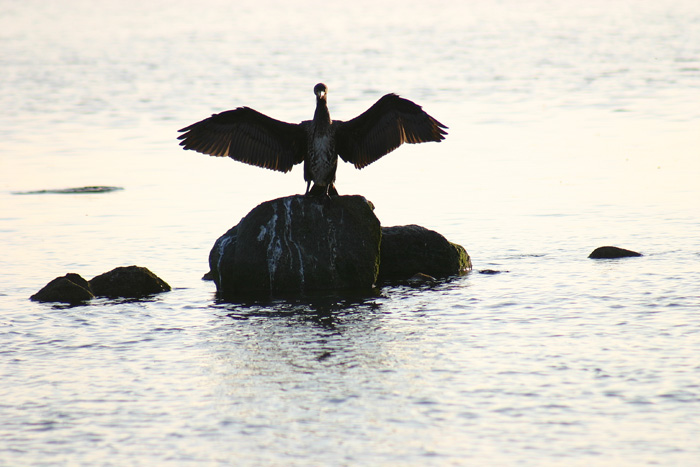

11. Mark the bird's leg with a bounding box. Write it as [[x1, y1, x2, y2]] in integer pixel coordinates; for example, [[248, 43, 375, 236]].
[[325, 183, 338, 199], [321, 185, 333, 207], [305, 180, 311, 196]]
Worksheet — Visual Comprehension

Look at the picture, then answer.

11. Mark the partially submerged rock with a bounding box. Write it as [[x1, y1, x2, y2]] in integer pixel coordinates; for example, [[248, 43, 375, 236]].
[[378, 225, 471, 281], [90, 266, 171, 298], [407, 273, 437, 284], [210, 195, 381, 296], [31, 266, 170, 304], [588, 246, 642, 259], [30, 273, 94, 304], [13, 186, 123, 195]]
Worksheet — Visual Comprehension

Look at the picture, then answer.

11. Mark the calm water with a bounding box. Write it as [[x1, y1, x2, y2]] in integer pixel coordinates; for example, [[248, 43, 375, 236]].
[[2, 0, 700, 465]]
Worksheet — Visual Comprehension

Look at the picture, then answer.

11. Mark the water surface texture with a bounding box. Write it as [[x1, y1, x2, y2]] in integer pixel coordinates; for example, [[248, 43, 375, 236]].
[[2, 0, 700, 465]]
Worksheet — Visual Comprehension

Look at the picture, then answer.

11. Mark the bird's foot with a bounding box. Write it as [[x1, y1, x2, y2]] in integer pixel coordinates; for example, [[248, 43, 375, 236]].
[[306, 183, 338, 198]]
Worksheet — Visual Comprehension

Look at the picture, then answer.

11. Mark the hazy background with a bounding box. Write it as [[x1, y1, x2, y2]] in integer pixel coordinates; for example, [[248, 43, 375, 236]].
[[2, 0, 699, 465]]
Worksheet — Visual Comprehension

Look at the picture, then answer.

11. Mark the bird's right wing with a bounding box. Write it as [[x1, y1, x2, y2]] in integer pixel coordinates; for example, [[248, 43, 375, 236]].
[[334, 93, 447, 169], [177, 107, 307, 173]]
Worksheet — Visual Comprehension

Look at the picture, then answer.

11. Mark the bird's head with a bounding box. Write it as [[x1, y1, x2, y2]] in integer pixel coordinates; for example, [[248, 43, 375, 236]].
[[314, 83, 328, 100]]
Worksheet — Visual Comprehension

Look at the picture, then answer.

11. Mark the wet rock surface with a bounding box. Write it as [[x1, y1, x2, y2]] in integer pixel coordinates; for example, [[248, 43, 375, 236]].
[[89, 266, 171, 298], [209, 195, 381, 296], [30, 273, 95, 304], [378, 224, 471, 282]]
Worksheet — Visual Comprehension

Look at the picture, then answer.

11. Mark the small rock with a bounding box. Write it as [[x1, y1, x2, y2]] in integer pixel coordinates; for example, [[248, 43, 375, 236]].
[[30, 273, 95, 304], [478, 269, 502, 275], [378, 225, 471, 281], [201, 271, 214, 281], [588, 246, 642, 259], [89, 265, 171, 298]]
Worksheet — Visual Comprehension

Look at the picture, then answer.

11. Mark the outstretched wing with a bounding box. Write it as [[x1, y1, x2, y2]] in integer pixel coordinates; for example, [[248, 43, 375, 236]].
[[177, 107, 307, 173], [334, 94, 447, 169]]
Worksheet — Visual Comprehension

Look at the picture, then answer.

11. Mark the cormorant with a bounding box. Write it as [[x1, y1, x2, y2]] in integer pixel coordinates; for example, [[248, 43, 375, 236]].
[[177, 83, 447, 196]]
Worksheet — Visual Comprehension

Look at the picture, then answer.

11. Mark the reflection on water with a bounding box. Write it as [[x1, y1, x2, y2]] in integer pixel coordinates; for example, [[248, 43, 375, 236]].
[[211, 295, 388, 375], [2, 0, 700, 465]]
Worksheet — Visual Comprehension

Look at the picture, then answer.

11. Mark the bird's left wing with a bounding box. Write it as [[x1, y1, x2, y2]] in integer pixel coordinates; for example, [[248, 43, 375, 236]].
[[334, 94, 447, 169], [177, 107, 307, 173]]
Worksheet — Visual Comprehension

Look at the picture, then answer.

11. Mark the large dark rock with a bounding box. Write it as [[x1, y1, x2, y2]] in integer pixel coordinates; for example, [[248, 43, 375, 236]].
[[378, 225, 471, 281], [209, 195, 381, 296], [30, 273, 94, 304], [89, 265, 171, 298], [588, 246, 642, 259]]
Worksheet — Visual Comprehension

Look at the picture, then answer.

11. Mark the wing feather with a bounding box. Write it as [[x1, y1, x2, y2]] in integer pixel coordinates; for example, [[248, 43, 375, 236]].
[[334, 94, 447, 169], [177, 107, 307, 173]]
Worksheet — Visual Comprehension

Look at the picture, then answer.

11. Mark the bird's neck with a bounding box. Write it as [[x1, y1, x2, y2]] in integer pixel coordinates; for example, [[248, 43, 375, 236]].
[[313, 98, 332, 131]]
